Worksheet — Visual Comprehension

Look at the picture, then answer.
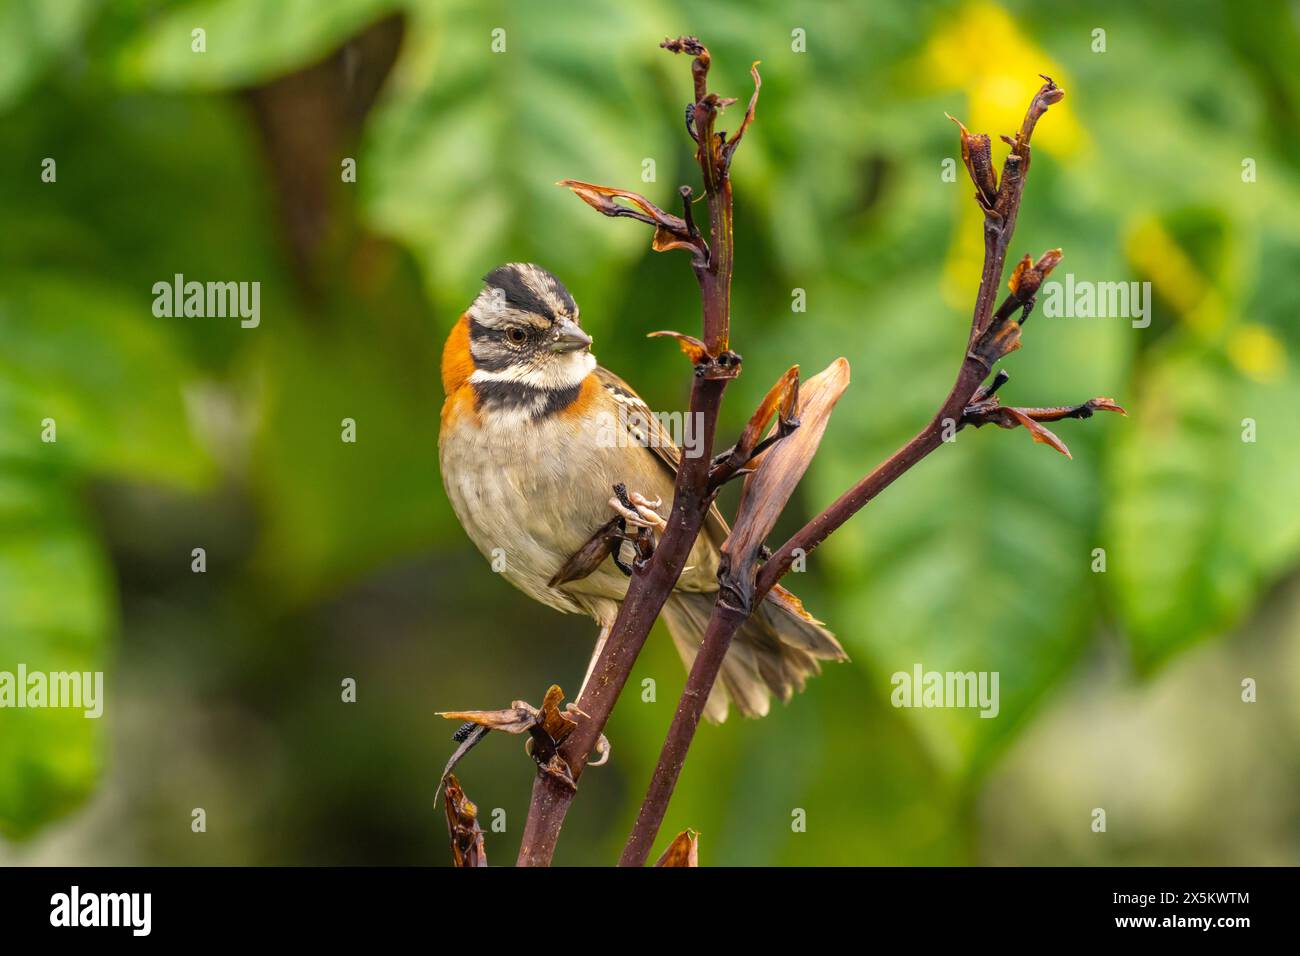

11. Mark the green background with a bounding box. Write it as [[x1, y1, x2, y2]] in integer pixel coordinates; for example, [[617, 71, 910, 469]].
[[1, 0, 1298, 865]]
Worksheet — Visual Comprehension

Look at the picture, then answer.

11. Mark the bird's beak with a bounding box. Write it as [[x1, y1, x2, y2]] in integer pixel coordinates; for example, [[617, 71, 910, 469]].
[[549, 319, 592, 353]]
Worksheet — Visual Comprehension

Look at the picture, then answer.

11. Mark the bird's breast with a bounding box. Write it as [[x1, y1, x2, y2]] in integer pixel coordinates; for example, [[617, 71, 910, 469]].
[[439, 380, 720, 615], [440, 387, 654, 608]]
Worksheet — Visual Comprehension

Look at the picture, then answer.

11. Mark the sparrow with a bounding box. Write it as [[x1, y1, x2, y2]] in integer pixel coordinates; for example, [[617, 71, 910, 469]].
[[438, 262, 846, 722]]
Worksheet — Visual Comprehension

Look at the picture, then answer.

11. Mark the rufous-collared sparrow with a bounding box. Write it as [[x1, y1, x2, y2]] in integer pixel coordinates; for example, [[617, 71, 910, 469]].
[[438, 262, 846, 721]]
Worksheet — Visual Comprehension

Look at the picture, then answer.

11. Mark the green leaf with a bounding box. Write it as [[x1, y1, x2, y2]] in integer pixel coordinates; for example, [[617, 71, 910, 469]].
[[0, 273, 211, 487], [0, 271, 205, 838], [0, 472, 112, 839], [249, 315, 449, 601], [361, 0, 673, 313], [1106, 348, 1300, 671], [0, 0, 96, 111], [113, 0, 403, 90]]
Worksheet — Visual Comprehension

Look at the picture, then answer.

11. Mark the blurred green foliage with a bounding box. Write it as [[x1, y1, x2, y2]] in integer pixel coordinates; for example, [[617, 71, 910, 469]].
[[1, 0, 1298, 863]]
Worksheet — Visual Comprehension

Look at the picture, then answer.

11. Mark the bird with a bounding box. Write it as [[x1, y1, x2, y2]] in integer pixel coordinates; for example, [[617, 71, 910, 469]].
[[438, 262, 847, 723]]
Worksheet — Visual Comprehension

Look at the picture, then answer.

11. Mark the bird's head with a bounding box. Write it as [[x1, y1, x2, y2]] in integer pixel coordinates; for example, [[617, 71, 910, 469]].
[[463, 263, 594, 391]]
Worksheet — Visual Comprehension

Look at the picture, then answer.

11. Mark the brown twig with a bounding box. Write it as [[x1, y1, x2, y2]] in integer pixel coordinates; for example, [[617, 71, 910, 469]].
[[619, 74, 1111, 867], [962, 394, 1126, 459], [494, 49, 1113, 868], [515, 37, 758, 866], [439, 684, 592, 792], [443, 773, 488, 867]]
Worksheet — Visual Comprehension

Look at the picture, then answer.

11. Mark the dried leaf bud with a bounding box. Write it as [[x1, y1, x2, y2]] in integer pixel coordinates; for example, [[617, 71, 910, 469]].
[[655, 829, 701, 867], [948, 114, 998, 207]]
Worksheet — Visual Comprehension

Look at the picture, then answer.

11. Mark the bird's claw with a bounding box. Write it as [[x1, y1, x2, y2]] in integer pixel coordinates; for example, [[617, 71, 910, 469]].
[[609, 491, 666, 532], [524, 707, 610, 768]]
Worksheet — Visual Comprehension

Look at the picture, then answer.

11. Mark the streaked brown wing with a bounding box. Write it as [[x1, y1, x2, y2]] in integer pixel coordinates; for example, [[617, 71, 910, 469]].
[[593, 365, 731, 547]]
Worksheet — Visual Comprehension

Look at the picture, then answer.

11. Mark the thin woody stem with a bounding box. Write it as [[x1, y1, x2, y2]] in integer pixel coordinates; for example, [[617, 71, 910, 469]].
[[516, 37, 751, 866], [619, 360, 984, 867], [620, 78, 1064, 867], [516, 376, 724, 865]]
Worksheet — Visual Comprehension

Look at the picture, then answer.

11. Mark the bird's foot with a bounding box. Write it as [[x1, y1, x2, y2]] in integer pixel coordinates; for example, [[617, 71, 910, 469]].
[[562, 702, 611, 766], [521, 703, 610, 767], [609, 488, 666, 532]]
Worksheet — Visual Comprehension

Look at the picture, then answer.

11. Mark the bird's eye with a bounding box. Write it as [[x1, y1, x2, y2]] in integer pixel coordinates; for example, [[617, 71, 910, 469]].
[[506, 326, 527, 345]]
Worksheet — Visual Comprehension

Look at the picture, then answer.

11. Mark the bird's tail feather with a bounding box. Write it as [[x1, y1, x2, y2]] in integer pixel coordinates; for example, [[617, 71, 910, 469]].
[[661, 585, 848, 723]]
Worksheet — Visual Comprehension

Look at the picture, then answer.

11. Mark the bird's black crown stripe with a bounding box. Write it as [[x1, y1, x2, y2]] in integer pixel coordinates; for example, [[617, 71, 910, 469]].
[[482, 264, 576, 320], [543, 271, 577, 314]]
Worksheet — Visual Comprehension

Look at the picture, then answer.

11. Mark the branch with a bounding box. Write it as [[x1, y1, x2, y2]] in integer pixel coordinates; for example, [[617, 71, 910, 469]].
[[758, 68, 1063, 582], [962, 393, 1126, 459], [767, 76, 1068, 611], [558, 180, 709, 266], [620, 74, 1120, 866], [439, 685, 599, 793], [618, 359, 850, 866], [515, 36, 759, 866], [443, 774, 488, 867]]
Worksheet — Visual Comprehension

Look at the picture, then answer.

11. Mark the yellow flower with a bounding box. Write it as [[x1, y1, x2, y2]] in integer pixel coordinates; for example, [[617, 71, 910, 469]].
[[920, 1, 1082, 155], [1228, 324, 1286, 383], [918, 2, 1085, 305]]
